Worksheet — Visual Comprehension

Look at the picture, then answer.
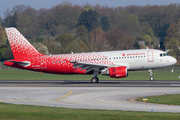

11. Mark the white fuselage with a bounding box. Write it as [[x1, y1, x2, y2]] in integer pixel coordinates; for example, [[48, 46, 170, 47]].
[[95, 49, 177, 70]]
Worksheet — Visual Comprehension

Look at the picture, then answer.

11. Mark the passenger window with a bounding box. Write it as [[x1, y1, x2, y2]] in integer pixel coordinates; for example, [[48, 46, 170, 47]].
[[160, 54, 162, 57], [116, 57, 118, 59], [119, 57, 121, 59], [102, 58, 104, 60]]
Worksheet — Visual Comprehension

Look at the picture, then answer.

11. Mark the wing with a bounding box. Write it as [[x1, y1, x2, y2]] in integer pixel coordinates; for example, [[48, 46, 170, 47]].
[[71, 61, 113, 73]]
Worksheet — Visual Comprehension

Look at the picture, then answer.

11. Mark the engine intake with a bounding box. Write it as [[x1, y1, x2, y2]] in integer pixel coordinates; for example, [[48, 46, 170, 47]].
[[101, 66, 128, 78]]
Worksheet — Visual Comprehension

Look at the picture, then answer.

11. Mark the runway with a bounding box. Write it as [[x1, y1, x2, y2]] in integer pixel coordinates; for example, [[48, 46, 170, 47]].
[[1, 80, 180, 87], [0, 80, 180, 113]]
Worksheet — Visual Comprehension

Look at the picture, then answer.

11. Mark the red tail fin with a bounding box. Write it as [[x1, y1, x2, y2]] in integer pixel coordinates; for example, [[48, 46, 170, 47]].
[[5, 27, 43, 59]]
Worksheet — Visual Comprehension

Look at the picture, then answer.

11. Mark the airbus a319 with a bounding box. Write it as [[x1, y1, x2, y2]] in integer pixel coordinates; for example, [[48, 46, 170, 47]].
[[4, 27, 177, 83]]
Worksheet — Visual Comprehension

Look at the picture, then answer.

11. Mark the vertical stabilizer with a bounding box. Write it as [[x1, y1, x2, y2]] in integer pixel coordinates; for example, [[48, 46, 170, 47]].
[[5, 27, 43, 59]]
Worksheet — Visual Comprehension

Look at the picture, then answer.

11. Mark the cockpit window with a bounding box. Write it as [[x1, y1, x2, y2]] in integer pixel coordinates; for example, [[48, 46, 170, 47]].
[[160, 53, 169, 57]]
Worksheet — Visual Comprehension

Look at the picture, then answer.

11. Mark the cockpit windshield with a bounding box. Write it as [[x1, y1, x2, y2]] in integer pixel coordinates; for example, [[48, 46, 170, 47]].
[[160, 53, 169, 57]]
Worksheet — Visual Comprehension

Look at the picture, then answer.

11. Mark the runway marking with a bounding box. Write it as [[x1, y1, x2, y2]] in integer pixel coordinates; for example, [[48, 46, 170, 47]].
[[56, 90, 73, 102], [8, 100, 16, 101], [0, 87, 74, 103]]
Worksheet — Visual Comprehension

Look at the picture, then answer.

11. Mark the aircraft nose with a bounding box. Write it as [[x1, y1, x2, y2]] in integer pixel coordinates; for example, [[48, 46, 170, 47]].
[[171, 57, 177, 65]]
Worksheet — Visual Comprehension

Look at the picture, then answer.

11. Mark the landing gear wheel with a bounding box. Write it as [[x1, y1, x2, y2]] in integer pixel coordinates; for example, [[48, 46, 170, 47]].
[[150, 76, 154, 81], [91, 77, 98, 83], [96, 77, 99, 82]]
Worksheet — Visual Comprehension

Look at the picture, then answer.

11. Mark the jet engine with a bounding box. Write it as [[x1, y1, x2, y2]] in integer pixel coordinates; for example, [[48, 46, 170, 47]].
[[101, 66, 128, 78]]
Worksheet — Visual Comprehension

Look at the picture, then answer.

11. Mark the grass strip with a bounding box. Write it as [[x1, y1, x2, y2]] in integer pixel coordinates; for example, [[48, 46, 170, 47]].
[[136, 94, 180, 105], [0, 69, 180, 80], [0, 102, 180, 120]]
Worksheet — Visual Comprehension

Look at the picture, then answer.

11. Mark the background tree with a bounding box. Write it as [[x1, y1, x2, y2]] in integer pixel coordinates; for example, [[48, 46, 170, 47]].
[[142, 35, 152, 47], [106, 28, 134, 50], [2, 2, 180, 58], [33, 43, 49, 55], [0, 46, 7, 61], [55, 32, 77, 49], [165, 18, 180, 59], [100, 16, 110, 31], [77, 9, 98, 32], [0, 26, 7, 46], [2, 47, 13, 60], [64, 40, 89, 53], [75, 25, 88, 41], [87, 27, 110, 51], [43, 38, 63, 54]]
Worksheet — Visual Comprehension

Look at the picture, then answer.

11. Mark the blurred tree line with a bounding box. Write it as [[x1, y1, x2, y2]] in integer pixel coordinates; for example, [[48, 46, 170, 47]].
[[1, 2, 180, 61]]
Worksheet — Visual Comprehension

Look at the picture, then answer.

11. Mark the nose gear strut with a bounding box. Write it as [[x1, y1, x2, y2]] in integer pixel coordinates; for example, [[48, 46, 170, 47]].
[[149, 69, 154, 81]]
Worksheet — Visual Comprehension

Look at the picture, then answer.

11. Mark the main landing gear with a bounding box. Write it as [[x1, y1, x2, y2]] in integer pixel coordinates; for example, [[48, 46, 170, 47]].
[[91, 71, 99, 83], [149, 69, 154, 81], [91, 77, 99, 83]]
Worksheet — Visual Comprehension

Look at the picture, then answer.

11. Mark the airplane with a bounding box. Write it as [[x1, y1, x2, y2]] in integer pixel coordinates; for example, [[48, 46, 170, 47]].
[[4, 27, 177, 83]]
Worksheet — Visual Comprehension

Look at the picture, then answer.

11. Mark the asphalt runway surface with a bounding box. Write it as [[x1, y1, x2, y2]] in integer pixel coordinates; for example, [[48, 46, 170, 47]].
[[0, 80, 180, 87], [0, 80, 180, 113]]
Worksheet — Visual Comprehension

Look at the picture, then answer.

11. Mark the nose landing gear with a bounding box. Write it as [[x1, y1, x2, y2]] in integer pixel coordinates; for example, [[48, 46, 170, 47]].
[[149, 69, 154, 81]]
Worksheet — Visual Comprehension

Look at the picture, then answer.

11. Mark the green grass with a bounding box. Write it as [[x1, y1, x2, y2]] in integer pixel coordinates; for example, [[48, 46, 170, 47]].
[[0, 102, 180, 120], [136, 94, 180, 105], [0, 69, 180, 80]]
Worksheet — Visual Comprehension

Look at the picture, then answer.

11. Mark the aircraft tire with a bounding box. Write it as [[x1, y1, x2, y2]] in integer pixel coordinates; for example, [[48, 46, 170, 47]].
[[91, 77, 98, 83], [150, 76, 154, 81]]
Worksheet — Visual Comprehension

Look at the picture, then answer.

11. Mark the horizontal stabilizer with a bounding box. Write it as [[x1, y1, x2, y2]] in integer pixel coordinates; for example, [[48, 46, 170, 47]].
[[4, 60, 31, 67]]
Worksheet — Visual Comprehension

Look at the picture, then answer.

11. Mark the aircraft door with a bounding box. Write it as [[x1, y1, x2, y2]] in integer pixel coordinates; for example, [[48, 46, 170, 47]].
[[147, 51, 154, 62]]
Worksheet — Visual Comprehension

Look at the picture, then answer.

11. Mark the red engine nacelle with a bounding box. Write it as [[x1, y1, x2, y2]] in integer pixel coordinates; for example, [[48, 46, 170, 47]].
[[101, 66, 128, 78]]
